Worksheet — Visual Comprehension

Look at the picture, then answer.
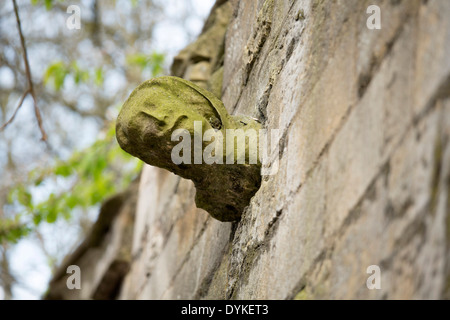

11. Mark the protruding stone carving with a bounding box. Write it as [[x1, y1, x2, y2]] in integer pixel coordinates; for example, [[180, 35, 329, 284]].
[[116, 76, 262, 221]]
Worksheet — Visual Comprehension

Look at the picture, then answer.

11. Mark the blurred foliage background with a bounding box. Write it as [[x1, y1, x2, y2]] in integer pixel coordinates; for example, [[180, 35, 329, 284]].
[[0, 0, 213, 299]]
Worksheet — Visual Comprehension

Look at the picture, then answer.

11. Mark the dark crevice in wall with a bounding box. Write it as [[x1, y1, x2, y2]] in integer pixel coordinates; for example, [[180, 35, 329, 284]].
[[243, 0, 274, 86], [414, 73, 450, 126], [226, 207, 284, 299], [287, 249, 330, 300], [194, 240, 232, 299], [92, 260, 130, 300], [358, 17, 409, 98], [227, 0, 300, 115]]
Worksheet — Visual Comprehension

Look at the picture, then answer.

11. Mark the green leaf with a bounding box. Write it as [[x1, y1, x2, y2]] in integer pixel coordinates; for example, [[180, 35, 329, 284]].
[[33, 212, 43, 226], [149, 52, 165, 76], [94, 68, 103, 86], [55, 163, 73, 177], [61, 208, 71, 221], [45, 0, 53, 10], [0, 219, 30, 244], [44, 61, 69, 91], [34, 175, 44, 186], [45, 193, 58, 223], [46, 207, 58, 223], [7, 188, 15, 204], [65, 194, 79, 209], [126, 53, 148, 69], [17, 187, 32, 207], [127, 52, 165, 77]]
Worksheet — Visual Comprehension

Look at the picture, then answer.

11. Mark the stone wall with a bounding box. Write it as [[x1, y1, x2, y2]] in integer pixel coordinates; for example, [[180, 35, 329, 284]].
[[47, 0, 450, 299]]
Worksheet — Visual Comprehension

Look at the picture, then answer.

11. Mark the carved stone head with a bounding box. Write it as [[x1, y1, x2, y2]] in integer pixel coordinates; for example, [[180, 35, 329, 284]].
[[116, 76, 262, 221]]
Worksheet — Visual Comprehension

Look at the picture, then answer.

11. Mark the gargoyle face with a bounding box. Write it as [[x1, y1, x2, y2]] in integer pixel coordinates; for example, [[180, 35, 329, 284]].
[[116, 76, 226, 167], [116, 76, 262, 222]]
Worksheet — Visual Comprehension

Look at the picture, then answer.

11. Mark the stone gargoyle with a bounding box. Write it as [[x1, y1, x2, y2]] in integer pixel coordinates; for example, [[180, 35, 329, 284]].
[[116, 76, 262, 222]]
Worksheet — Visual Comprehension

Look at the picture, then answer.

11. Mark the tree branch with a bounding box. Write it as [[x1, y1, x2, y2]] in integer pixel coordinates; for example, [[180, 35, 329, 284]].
[[0, 89, 29, 132], [0, 0, 47, 141]]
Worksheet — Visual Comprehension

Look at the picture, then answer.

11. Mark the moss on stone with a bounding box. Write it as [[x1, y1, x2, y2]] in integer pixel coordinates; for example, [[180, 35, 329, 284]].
[[116, 76, 262, 222], [430, 135, 443, 216], [208, 66, 224, 99], [293, 289, 310, 300]]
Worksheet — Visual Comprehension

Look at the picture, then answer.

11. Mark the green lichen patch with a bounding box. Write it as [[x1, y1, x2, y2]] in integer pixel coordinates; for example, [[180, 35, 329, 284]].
[[116, 76, 262, 221]]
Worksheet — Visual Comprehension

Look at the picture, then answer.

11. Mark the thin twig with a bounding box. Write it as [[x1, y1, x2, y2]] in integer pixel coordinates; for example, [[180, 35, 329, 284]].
[[0, 89, 29, 131], [0, 0, 47, 141]]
